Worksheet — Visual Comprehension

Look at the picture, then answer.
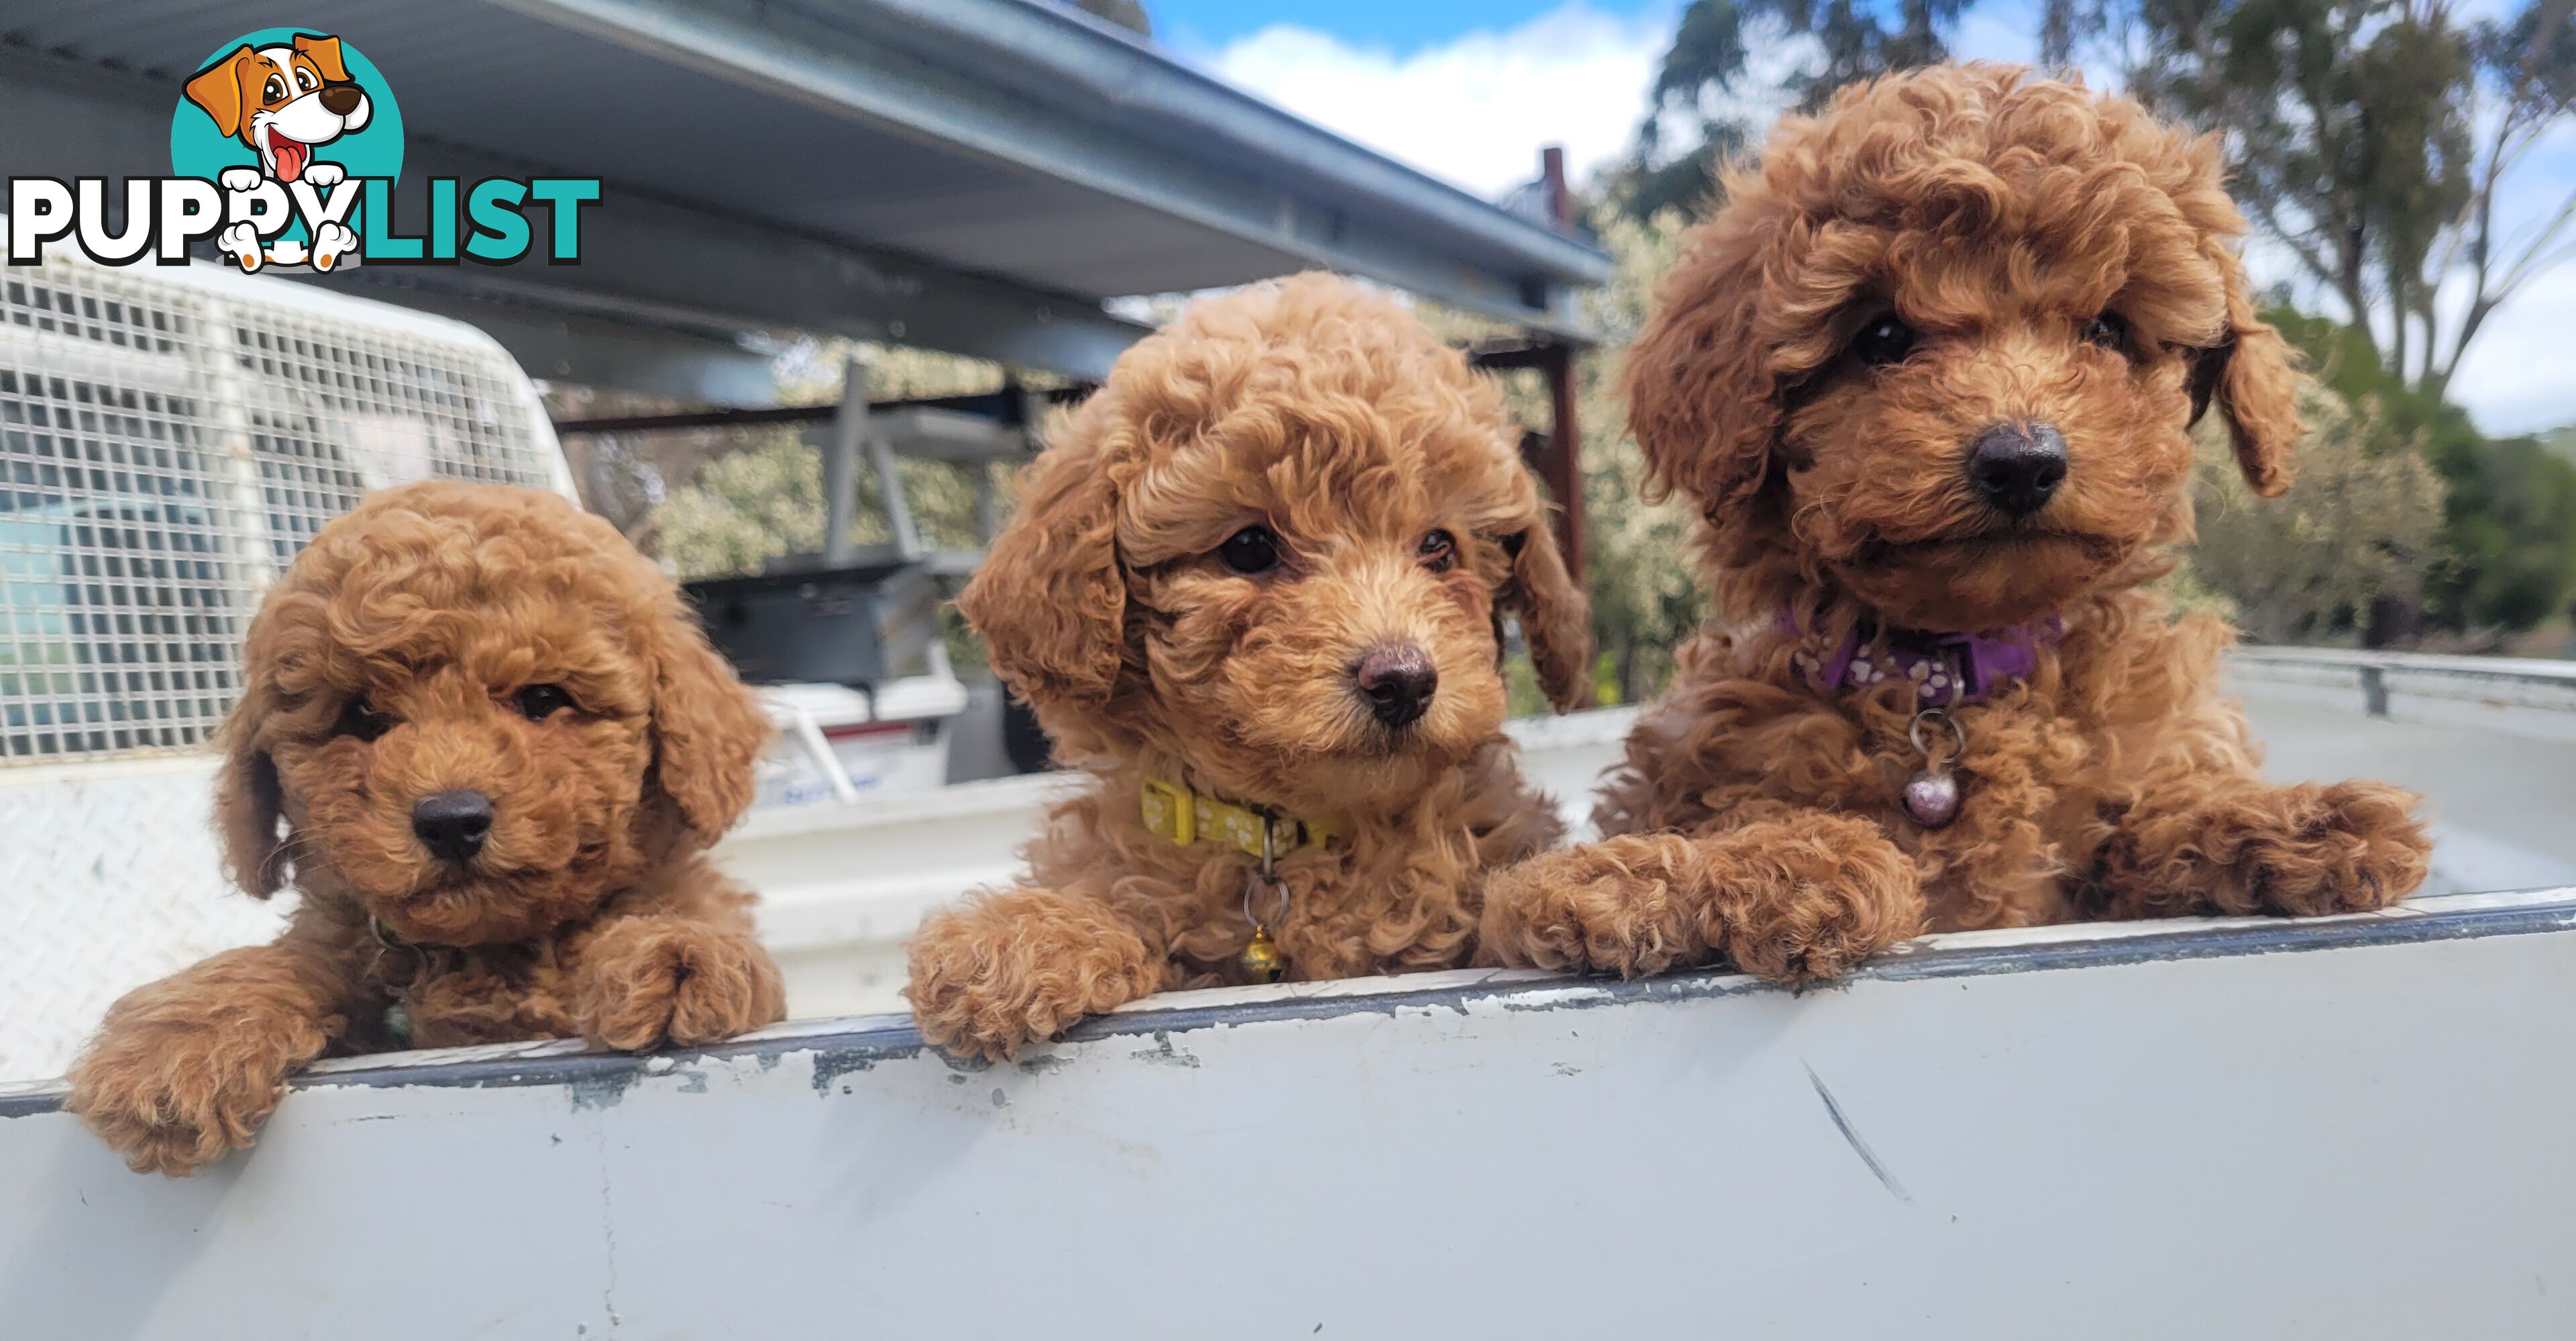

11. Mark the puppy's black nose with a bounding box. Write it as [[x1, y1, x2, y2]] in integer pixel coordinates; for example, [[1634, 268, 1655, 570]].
[[1354, 644, 1438, 729], [319, 84, 363, 116], [1966, 422, 2068, 518], [412, 790, 493, 863]]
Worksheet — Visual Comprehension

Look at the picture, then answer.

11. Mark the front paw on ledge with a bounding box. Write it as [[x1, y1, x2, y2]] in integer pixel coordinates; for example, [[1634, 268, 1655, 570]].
[[574, 922, 786, 1052], [2237, 781, 2432, 916], [66, 1022, 315, 1176]]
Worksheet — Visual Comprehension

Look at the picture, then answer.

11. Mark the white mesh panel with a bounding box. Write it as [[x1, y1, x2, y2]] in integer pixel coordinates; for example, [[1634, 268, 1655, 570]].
[[0, 256, 559, 766]]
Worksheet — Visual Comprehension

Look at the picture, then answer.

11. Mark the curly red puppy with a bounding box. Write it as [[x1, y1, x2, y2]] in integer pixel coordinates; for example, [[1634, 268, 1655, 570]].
[[910, 273, 1591, 1061], [68, 482, 785, 1175], [1483, 65, 2430, 983]]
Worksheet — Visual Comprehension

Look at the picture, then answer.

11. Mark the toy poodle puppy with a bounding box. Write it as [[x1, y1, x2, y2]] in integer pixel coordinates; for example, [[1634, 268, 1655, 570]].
[[910, 272, 1593, 1061], [1483, 64, 2430, 984], [68, 482, 786, 1175]]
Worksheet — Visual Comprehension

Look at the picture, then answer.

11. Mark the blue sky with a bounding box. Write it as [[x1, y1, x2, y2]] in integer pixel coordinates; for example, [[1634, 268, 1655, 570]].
[[1146, 0, 2576, 434], [1150, 0, 1669, 54]]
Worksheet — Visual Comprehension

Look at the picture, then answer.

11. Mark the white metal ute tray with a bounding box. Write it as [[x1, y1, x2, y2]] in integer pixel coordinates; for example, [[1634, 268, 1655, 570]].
[[5, 887, 2576, 1337]]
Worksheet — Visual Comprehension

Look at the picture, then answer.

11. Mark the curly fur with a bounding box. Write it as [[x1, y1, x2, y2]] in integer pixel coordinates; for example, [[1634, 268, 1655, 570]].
[[912, 273, 1591, 1061], [1483, 66, 2429, 983], [68, 482, 786, 1175]]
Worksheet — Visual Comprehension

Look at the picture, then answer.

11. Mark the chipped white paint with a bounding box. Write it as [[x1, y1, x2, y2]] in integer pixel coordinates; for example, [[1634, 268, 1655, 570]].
[[6, 888, 2576, 1338]]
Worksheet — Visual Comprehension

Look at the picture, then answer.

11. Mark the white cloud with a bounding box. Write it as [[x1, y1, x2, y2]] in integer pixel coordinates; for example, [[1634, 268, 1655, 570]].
[[1201, 4, 1678, 199], [2452, 125, 2576, 433], [1947, 0, 2043, 66], [2439, 266, 2576, 436]]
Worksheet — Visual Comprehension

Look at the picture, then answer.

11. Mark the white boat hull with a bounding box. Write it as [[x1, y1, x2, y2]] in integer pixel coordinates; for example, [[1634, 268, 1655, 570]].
[[7, 888, 2574, 1338]]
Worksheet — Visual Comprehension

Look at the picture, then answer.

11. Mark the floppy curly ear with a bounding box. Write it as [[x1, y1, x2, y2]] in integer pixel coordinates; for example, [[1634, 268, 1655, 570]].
[[2190, 254, 2304, 498], [1621, 210, 1784, 519], [957, 417, 1126, 711], [1498, 496, 1593, 714], [649, 599, 771, 845], [213, 678, 288, 898]]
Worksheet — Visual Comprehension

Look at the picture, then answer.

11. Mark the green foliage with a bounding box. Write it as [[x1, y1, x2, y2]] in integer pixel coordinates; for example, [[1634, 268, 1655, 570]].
[[1428, 206, 1712, 703], [654, 343, 1018, 582], [1503, 651, 1545, 719], [2149, 559, 2241, 626], [1573, 206, 1713, 701], [2188, 380, 2447, 643], [2267, 308, 2576, 633], [2434, 436, 2576, 630], [653, 430, 826, 578], [652, 431, 1006, 583]]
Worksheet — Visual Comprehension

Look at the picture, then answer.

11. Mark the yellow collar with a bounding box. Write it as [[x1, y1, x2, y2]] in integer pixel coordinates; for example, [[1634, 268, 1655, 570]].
[[1140, 777, 1343, 859]]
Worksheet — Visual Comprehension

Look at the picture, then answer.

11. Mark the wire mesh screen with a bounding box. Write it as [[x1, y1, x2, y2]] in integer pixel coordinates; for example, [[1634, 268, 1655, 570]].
[[0, 258, 557, 765]]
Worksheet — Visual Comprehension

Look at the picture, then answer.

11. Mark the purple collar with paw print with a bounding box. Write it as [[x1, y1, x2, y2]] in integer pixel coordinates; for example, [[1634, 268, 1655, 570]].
[[1784, 612, 2066, 708]]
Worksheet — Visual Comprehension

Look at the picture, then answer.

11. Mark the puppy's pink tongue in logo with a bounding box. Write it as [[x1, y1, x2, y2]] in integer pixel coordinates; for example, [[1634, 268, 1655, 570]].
[[267, 127, 309, 183]]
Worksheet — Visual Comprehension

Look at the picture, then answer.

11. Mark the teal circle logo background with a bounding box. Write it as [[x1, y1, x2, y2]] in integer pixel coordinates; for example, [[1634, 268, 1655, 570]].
[[169, 29, 405, 239]]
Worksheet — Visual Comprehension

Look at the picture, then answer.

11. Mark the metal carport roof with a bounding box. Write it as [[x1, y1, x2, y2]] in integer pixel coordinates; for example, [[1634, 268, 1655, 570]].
[[0, 0, 1609, 396]]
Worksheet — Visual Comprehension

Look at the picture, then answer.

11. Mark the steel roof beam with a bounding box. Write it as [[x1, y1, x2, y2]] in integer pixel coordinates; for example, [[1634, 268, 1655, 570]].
[[486, 0, 1609, 335], [0, 43, 1152, 387]]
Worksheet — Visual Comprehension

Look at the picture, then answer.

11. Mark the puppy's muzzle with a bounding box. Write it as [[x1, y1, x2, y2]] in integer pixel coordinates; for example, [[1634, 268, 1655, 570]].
[[1966, 423, 2068, 519], [413, 789, 494, 863], [1354, 643, 1437, 729]]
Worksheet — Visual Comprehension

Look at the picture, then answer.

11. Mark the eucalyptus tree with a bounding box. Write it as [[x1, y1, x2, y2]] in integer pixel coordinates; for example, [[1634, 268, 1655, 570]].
[[2061, 0, 2576, 396]]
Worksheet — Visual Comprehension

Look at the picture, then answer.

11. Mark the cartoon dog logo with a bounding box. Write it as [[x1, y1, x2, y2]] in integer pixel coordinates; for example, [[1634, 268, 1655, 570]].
[[182, 34, 370, 272]]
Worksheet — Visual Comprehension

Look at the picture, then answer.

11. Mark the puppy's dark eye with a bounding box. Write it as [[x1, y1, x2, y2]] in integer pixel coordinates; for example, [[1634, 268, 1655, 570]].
[[1852, 315, 1918, 367], [1419, 529, 1456, 572], [2085, 313, 2128, 351], [1218, 525, 1281, 576], [263, 76, 286, 103], [335, 695, 393, 742], [296, 68, 317, 92], [515, 684, 575, 720]]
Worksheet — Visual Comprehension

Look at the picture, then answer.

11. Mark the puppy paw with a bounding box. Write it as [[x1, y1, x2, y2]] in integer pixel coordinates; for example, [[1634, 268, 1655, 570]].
[[906, 890, 1161, 1063], [1482, 818, 1922, 985], [2224, 780, 2431, 916], [1481, 843, 1706, 977], [1717, 814, 1924, 983], [301, 162, 345, 189], [574, 918, 786, 1052], [218, 167, 264, 193], [67, 1010, 326, 1177]]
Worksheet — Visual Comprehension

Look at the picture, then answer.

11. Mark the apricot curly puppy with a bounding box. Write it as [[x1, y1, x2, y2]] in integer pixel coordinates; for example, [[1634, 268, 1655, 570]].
[[68, 482, 786, 1175], [1484, 65, 2430, 984], [910, 274, 1591, 1061]]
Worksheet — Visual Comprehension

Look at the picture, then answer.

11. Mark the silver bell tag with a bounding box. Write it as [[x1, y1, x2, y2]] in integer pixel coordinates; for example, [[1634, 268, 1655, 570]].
[[1902, 707, 1966, 828]]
